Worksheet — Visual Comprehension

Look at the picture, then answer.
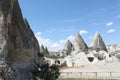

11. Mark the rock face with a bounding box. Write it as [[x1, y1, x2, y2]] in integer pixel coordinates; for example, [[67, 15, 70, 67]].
[[90, 32, 107, 52], [64, 40, 73, 55], [0, 0, 42, 80], [65, 52, 90, 67], [107, 44, 120, 52], [73, 33, 88, 51]]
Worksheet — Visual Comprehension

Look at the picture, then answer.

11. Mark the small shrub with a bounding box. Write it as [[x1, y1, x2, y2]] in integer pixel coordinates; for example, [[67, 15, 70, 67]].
[[32, 64, 60, 80]]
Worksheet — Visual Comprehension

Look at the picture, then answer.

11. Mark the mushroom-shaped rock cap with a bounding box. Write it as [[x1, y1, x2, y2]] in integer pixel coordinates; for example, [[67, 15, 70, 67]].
[[90, 32, 107, 52]]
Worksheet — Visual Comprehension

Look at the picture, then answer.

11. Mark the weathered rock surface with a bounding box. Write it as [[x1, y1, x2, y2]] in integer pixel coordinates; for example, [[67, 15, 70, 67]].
[[107, 44, 120, 52], [90, 32, 107, 52], [64, 40, 73, 55], [0, 0, 42, 80], [65, 52, 90, 67], [73, 33, 88, 51]]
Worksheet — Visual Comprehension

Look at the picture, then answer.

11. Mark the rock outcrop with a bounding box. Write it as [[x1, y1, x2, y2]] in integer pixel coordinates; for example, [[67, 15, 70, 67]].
[[73, 33, 88, 51], [0, 0, 42, 80], [64, 40, 73, 55], [90, 32, 107, 52]]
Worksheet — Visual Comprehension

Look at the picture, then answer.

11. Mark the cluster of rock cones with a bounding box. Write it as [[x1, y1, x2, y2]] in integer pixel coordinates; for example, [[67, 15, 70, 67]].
[[64, 32, 107, 55], [55, 32, 118, 68]]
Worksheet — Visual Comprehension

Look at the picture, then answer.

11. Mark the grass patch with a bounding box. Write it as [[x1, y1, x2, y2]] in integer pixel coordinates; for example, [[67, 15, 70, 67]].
[[58, 78, 80, 80], [37, 77, 119, 80], [57, 78, 118, 80]]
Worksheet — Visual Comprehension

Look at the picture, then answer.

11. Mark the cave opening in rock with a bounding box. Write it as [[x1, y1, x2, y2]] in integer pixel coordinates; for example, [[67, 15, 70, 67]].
[[87, 57, 94, 62]]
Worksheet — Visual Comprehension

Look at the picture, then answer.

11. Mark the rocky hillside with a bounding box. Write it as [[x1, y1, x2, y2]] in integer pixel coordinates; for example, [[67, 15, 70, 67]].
[[47, 32, 120, 68], [0, 0, 43, 80]]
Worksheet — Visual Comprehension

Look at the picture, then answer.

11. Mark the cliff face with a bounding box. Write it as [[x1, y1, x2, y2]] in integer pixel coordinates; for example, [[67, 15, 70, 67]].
[[0, 0, 41, 79]]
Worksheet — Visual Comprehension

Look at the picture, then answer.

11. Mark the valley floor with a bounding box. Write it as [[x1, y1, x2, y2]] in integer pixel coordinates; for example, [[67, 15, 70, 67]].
[[59, 63, 120, 79]]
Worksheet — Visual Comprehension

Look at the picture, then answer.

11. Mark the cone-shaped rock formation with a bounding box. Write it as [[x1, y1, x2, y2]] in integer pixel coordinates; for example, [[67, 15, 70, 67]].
[[73, 33, 88, 51], [90, 32, 107, 52], [64, 40, 73, 54]]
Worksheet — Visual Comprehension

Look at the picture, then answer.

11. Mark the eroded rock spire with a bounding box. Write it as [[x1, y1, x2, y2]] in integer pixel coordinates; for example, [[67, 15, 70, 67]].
[[64, 40, 73, 54], [90, 32, 107, 52], [73, 33, 88, 51]]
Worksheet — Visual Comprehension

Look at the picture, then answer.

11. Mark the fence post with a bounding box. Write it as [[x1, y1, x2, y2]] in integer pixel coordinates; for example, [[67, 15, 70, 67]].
[[95, 72, 97, 77], [110, 72, 112, 77], [79, 72, 82, 77], [67, 72, 69, 77]]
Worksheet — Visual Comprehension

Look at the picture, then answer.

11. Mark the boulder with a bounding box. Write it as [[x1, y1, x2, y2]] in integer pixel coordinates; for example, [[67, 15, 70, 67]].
[[90, 32, 107, 52], [73, 33, 88, 52], [0, 0, 43, 79], [97, 51, 109, 60], [65, 52, 90, 67]]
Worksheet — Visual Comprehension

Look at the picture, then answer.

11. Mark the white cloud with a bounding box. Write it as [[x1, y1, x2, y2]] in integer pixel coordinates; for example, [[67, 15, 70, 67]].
[[35, 32, 52, 47], [106, 21, 113, 26], [51, 43, 60, 48], [35, 32, 63, 51], [51, 43, 61, 51], [36, 32, 42, 35], [60, 40, 65, 44], [107, 29, 116, 33], [59, 35, 74, 44], [35, 32, 75, 51], [66, 35, 74, 42], [79, 30, 88, 35]]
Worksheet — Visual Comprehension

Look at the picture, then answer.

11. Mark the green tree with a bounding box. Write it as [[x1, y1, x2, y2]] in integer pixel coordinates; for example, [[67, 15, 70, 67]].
[[32, 64, 60, 80], [40, 45, 50, 57], [43, 47, 49, 57]]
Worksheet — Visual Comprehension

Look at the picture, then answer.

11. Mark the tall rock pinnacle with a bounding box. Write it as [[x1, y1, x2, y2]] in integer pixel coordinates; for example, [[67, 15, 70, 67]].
[[90, 32, 107, 52], [73, 33, 88, 51], [0, 0, 42, 79], [64, 40, 73, 54]]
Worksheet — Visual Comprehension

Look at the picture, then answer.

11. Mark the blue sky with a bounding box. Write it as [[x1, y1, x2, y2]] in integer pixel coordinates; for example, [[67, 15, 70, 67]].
[[19, 0, 120, 51]]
